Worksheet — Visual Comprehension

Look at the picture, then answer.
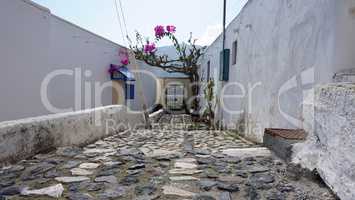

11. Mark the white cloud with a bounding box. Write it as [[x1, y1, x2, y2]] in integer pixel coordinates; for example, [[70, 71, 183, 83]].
[[196, 25, 222, 46]]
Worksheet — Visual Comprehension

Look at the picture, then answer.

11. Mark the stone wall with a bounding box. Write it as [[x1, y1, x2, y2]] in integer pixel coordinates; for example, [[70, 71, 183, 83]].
[[0, 105, 144, 166], [292, 83, 355, 200]]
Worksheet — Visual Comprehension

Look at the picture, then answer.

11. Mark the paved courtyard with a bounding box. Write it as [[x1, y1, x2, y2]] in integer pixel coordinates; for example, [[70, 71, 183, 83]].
[[0, 115, 336, 200]]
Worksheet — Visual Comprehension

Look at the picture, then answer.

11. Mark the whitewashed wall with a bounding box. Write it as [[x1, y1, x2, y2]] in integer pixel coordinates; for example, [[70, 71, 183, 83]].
[[0, 0, 124, 122], [48, 15, 124, 111], [201, 0, 355, 142], [333, 0, 355, 76], [0, 0, 51, 122], [126, 61, 160, 112]]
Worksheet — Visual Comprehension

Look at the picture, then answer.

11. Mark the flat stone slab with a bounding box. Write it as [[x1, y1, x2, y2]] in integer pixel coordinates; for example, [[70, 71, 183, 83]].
[[83, 148, 115, 154], [97, 186, 127, 198], [175, 162, 198, 169], [62, 161, 81, 169], [70, 168, 93, 176], [175, 158, 197, 163], [103, 161, 122, 167], [218, 176, 244, 183], [148, 149, 182, 160], [55, 176, 90, 183], [170, 176, 199, 181], [219, 192, 232, 200], [169, 169, 203, 175], [162, 185, 196, 197], [79, 163, 101, 169], [246, 166, 269, 173], [21, 184, 64, 198], [92, 156, 112, 162], [95, 176, 118, 184], [222, 148, 272, 158]]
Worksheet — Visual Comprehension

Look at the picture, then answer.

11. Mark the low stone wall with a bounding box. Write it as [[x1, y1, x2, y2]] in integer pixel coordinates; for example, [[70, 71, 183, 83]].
[[0, 105, 144, 166], [292, 83, 355, 200]]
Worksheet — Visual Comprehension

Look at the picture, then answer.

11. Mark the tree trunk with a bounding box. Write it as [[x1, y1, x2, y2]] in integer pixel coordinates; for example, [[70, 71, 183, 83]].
[[189, 70, 200, 113]]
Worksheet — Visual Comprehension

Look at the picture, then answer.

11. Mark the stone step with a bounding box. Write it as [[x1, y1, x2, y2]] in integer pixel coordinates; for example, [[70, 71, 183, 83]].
[[263, 128, 307, 162]]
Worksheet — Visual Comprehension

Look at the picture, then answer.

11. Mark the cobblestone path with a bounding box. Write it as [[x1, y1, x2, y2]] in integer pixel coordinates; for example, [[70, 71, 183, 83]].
[[0, 115, 336, 200]]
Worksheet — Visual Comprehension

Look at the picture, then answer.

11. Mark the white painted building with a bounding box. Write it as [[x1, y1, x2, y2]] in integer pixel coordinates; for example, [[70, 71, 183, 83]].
[[0, 0, 164, 122], [200, 0, 355, 142], [0, 0, 123, 122]]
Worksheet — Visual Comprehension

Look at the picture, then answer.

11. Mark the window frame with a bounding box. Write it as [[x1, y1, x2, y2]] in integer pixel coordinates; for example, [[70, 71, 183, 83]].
[[207, 60, 211, 81], [232, 40, 238, 65]]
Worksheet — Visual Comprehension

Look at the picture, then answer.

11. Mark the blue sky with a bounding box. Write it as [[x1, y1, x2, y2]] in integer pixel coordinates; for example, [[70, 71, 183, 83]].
[[33, 0, 248, 46]]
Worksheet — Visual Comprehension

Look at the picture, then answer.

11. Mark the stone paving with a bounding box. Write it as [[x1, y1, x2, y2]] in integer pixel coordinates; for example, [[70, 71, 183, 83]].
[[0, 115, 336, 199]]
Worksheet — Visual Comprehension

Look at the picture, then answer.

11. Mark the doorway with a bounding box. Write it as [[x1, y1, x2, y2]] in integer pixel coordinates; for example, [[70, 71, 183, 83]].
[[166, 84, 185, 111]]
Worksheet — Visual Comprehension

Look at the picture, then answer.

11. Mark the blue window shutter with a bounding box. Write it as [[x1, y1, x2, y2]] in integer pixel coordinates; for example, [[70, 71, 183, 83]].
[[219, 49, 230, 81], [125, 84, 127, 99], [130, 84, 135, 99], [125, 84, 135, 100]]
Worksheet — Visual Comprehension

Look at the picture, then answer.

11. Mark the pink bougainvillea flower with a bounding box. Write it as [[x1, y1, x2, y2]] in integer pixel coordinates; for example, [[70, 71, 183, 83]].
[[166, 25, 176, 33], [154, 25, 165, 38], [144, 42, 156, 53], [121, 57, 129, 65]]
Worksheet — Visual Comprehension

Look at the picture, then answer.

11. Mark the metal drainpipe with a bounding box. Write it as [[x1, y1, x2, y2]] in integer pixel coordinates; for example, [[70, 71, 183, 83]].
[[219, 0, 227, 130], [223, 0, 227, 50]]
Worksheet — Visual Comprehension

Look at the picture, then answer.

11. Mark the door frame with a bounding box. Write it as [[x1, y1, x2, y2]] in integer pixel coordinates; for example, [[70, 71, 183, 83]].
[[165, 83, 185, 111]]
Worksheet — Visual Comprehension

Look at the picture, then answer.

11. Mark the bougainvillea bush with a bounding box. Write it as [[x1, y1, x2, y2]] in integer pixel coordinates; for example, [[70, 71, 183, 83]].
[[108, 49, 130, 75], [130, 25, 205, 111]]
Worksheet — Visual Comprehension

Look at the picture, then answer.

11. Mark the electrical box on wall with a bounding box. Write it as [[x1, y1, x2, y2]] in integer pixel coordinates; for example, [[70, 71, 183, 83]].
[[219, 49, 230, 81]]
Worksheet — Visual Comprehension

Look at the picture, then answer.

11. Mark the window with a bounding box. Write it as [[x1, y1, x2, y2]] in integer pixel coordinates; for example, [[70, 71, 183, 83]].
[[207, 61, 211, 81], [219, 49, 230, 81], [232, 40, 238, 65], [125, 83, 135, 99]]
